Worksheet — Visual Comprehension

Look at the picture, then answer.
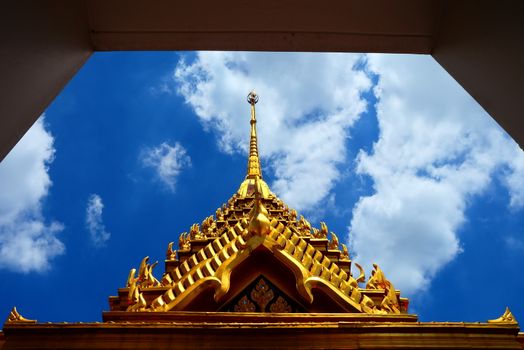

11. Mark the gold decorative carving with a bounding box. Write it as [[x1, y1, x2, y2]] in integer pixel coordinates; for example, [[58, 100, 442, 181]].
[[137, 256, 160, 287], [328, 232, 339, 250], [6, 307, 36, 323], [189, 223, 204, 240], [215, 207, 224, 220], [379, 287, 401, 314], [298, 215, 311, 236], [250, 278, 274, 311], [312, 222, 328, 238], [320, 222, 328, 238], [269, 296, 292, 313], [127, 288, 147, 312], [340, 243, 350, 260], [234, 295, 255, 312], [354, 262, 365, 283], [126, 268, 138, 288], [201, 215, 216, 237], [126, 266, 148, 311], [488, 307, 518, 324], [166, 241, 176, 260], [366, 264, 400, 314], [126, 267, 139, 309], [247, 179, 271, 237], [179, 232, 190, 251], [360, 294, 376, 314], [366, 263, 388, 290]]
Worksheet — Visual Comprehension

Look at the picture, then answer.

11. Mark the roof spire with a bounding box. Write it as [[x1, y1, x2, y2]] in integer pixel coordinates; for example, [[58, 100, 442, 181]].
[[246, 90, 262, 179]]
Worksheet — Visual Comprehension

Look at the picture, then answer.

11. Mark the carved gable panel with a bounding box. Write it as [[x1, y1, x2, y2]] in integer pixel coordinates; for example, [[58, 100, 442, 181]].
[[221, 276, 304, 313]]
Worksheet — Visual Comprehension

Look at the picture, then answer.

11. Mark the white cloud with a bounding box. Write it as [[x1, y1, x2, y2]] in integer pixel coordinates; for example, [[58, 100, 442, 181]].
[[174, 52, 371, 211], [141, 142, 191, 192], [85, 194, 111, 246], [350, 54, 524, 294], [173, 52, 524, 295], [0, 117, 65, 273], [504, 152, 524, 209], [504, 235, 524, 252]]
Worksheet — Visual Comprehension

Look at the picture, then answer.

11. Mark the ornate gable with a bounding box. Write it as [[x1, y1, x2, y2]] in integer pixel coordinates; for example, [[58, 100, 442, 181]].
[[106, 91, 409, 318], [221, 276, 304, 313]]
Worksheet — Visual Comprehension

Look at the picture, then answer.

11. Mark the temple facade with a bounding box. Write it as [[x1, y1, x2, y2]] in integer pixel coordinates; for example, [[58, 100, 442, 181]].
[[1, 92, 523, 349]]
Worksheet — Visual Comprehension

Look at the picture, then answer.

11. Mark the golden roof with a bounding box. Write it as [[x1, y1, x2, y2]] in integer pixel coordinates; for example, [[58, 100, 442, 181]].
[[110, 91, 409, 315]]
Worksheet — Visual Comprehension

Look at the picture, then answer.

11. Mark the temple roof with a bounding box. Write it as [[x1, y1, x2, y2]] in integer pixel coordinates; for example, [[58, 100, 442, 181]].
[[108, 91, 409, 316]]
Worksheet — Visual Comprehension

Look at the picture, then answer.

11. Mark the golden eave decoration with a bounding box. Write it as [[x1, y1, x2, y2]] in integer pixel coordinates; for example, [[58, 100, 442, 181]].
[[5, 307, 36, 324], [108, 91, 410, 316], [488, 307, 518, 324]]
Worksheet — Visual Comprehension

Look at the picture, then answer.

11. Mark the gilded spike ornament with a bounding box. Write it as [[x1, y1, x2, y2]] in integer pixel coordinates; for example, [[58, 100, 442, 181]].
[[246, 90, 262, 179]]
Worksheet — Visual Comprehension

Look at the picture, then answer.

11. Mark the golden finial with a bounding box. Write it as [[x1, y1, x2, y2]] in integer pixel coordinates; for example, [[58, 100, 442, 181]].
[[246, 90, 262, 179], [247, 90, 259, 105]]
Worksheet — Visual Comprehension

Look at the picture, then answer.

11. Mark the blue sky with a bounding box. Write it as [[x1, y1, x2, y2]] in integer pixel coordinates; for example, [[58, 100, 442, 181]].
[[0, 52, 523, 324]]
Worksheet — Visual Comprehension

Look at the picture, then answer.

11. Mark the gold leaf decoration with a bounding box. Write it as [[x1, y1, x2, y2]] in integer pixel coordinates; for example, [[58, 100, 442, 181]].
[[269, 296, 292, 313], [250, 278, 274, 311], [234, 295, 255, 312]]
